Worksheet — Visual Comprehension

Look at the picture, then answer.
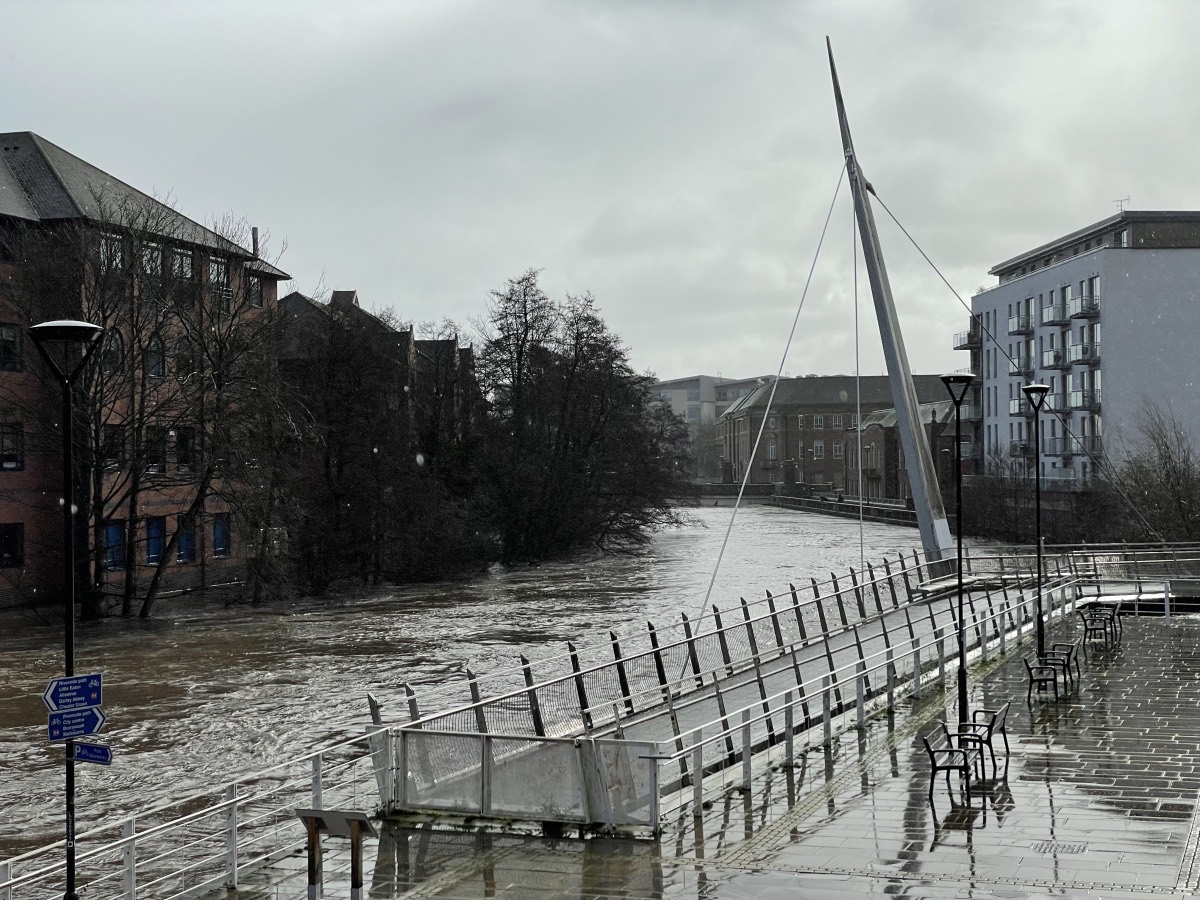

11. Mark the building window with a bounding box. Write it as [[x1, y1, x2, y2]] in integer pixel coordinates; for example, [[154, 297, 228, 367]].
[[813, 415, 824, 429], [833, 441, 844, 460], [686, 388, 701, 402], [0, 423, 22, 471], [172, 247, 195, 281], [813, 440, 825, 460], [101, 331, 124, 375], [213, 513, 231, 558], [832, 414, 843, 428], [248, 274, 263, 309], [103, 425, 124, 469], [768, 439, 777, 460], [850, 414, 858, 427], [177, 516, 196, 563], [209, 258, 231, 315], [0, 324, 21, 371], [105, 520, 126, 570], [146, 335, 165, 377], [100, 233, 123, 273], [768, 417, 775, 428], [0, 523, 22, 567], [797, 415, 805, 426], [145, 426, 167, 473], [141, 242, 162, 278], [176, 426, 195, 473], [146, 516, 165, 565]]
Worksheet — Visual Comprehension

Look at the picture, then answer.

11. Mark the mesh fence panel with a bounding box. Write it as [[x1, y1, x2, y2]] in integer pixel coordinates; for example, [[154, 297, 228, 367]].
[[405, 732, 482, 812], [490, 737, 586, 821]]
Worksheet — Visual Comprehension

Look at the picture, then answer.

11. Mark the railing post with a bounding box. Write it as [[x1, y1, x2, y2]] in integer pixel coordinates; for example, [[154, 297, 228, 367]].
[[822, 675, 832, 745], [680, 614, 705, 688], [830, 574, 851, 626], [520, 655, 547, 736], [667, 698, 690, 784], [610, 631, 635, 716], [1, 860, 10, 900], [481, 735, 493, 816], [404, 684, 420, 723], [397, 729, 408, 809], [851, 624, 871, 694], [1164, 581, 1172, 625], [224, 784, 238, 890], [713, 678, 736, 764], [646, 622, 671, 702], [741, 710, 752, 790], [886, 648, 895, 711], [791, 583, 809, 642], [611, 702, 626, 738], [712, 605, 734, 676], [122, 818, 135, 900], [765, 590, 786, 651], [741, 599, 776, 741], [999, 597, 1008, 656], [692, 727, 704, 814], [466, 667, 489, 734], [568, 643, 594, 731], [855, 660, 865, 728], [936, 627, 947, 689], [849, 567, 867, 619], [312, 753, 324, 809], [784, 690, 795, 763], [912, 644, 922, 699]]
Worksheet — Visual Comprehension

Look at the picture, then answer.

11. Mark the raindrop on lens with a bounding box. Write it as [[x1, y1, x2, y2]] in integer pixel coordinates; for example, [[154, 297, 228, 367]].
[[415, 453, 426, 466]]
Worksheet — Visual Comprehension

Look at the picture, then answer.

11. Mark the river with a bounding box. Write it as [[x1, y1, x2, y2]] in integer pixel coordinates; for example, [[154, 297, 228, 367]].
[[0, 505, 953, 857]]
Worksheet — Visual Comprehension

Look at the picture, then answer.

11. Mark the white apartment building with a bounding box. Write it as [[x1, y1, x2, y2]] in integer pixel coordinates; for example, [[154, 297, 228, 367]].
[[962, 211, 1200, 489]]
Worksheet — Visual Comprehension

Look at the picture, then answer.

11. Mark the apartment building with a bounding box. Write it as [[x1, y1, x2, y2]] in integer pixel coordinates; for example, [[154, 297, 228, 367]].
[[652, 374, 771, 479], [0, 132, 288, 609], [963, 211, 1200, 489]]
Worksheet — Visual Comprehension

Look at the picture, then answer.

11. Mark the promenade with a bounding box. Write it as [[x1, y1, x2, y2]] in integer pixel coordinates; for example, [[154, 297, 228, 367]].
[[241, 609, 1200, 899]]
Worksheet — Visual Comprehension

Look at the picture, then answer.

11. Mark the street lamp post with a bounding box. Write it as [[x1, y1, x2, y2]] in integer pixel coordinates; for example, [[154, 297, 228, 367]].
[[941, 372, 974, 727], [30, 320, 104, 900], [1023, 383, 1051, 658]]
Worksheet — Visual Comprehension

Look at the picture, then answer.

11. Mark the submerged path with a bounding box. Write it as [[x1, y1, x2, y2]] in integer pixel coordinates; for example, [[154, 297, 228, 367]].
[[238, 610, 1200, 899]]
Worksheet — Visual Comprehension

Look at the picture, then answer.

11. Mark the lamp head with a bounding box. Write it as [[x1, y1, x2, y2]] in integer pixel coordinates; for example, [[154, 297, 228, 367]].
[[1022, 383, 1051, 410], [29, 320, 103, 347], [940, 372, 974, 405]]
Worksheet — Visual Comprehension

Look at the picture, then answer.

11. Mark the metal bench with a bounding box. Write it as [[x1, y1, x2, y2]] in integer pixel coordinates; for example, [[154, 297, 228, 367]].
[[922, 734, 982, 807], [1025, 657, 1059, 703], [1049, 640, 1081, 685], [1078, 609, 1112, 650], [943, 701, 1011, 781]]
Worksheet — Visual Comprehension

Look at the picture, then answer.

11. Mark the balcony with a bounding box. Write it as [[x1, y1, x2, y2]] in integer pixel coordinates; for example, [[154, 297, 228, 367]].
[[1069, 295, 1101, 318], [1008, 440, 1035, 458], [953, 316, 982, 350], [1068, 342, 1101, 365], [1008, 397, 1036, 417], [1008, 353, 1034, 377], [1041, 347, 1071, 370], [961, 403, 982, 422], [1007, 313, 1034, 335], [1042, 475, 1079, 492], [1046, 435, 1103, 457], [1041, 304, 1069, 325], [1042, 392, 1070, 413], [1069, 388, 1102, 411]]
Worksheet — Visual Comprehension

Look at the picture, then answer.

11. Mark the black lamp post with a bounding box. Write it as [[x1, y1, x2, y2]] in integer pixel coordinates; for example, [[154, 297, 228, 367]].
[[1023, 383, 1050, 658], [30, 319, 104, 900], [941, 372, 973, 727]]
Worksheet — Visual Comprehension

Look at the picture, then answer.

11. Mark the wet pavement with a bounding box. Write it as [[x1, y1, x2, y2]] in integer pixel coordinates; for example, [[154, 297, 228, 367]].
[[237, 611, 1200, 899]]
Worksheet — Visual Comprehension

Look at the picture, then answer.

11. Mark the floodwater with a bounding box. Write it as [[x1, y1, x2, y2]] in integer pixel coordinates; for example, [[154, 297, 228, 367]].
[[0, 505, 951, 857]]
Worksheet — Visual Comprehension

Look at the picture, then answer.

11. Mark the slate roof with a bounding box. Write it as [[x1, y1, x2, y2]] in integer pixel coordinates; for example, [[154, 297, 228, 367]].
[[719, 375, 947, 419], [0, 131, 288, 279]]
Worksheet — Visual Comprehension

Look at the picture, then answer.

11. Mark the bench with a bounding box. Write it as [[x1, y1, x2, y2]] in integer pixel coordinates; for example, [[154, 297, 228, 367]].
[[943, 701, 1011, 781], [922, 735, 982, 807], [1025, 657, 1059, 703]]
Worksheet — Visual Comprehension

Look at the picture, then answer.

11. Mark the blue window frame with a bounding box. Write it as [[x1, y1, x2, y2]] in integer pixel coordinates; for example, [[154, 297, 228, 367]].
[[176, 517, 195, 563], [146, 516, 165, 565], [213, 513, 230, 558], [105, 520, 126, 570]]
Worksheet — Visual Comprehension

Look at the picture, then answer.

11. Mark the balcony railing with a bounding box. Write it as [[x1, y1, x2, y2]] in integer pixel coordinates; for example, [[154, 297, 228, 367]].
[[1042, 475, 1079, 491], [1008, 353, 1034, 376], [1069, 295, 1101, 318], [1008, 397, 1036, 417], [1046, 435, 1103, 457], [953, 316, 982, 350], [1041, 304, 1069, 325], [1068, 342, 1101, 365], [1042, 392, 1070, 413], [1008, 440, 1034, 458], [1041, 347, 1071, 369], [1007, 313, 1033, 335], [1070, 388, 1102, 411]]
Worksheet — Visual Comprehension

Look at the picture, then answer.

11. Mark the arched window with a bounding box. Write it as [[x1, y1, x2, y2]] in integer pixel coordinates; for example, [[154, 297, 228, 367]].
[[146, 336, 164, 377], [101, 332, 124, 375]]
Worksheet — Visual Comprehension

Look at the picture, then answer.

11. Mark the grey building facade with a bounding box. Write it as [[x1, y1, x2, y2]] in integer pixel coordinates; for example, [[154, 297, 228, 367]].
[[964, 211, 1200, 489]]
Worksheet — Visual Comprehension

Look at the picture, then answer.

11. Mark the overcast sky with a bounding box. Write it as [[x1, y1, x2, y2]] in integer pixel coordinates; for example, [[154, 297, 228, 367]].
[[3, 1, 1197, 381]]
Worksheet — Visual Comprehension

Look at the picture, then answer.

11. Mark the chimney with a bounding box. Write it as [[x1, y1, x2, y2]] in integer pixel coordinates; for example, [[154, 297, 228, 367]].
[[251, 226, 259, 258]]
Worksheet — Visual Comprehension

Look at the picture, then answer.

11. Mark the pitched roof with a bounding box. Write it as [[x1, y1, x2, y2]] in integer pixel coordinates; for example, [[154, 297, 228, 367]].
[[859, 399, 954, 429], [719, 375, 947, 418], [0, 131, 288, 278]]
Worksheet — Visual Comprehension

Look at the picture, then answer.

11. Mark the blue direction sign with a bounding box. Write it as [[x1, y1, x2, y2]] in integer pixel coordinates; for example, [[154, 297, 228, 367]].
[[43, 673, 102, 712], [71, 742, 113, 766], [48, 707, 107, 742]]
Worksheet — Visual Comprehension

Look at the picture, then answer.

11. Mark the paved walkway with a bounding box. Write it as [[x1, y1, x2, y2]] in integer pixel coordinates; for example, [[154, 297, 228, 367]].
[[236, 611, 1200, 899]]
